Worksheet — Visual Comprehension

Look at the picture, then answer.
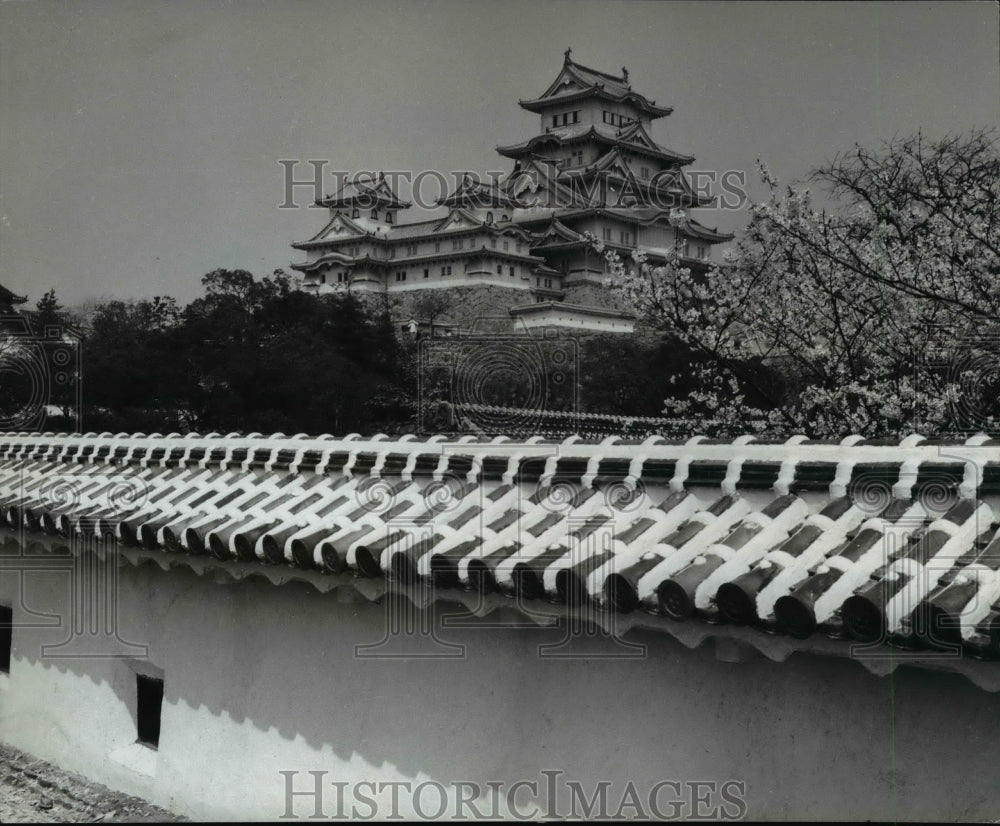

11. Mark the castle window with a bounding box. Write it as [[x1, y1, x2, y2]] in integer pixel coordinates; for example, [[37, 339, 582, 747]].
[[516, 243, 522, 253], [396, 271, 407, 282], [385, 212, 393, 224], [370, 209, 379, 220], [503, 241, 509, 251], [423, 268, 429, 278], [536, 278, 541, 286], [602, 228, 612, 241], [640, 167, 650, 179], [434, 241, 441, 252], [319, 273, 326, 285], [572, 111, 580, 124], [136, 675, 164, 749], [440, 265, 452, 276], [545, 279, 552, 288], [552, 115, 558, 127], [497, 264, 503, 275], [509, 266, 515, 277], [486, 212, 494, 224], [501, 214, 510, 221], [490, 238, 497, 249], [352, 208, 360, 218]]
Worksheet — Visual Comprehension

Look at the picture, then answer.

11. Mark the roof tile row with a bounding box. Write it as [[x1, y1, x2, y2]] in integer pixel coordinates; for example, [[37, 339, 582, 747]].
[[2, 431, 999, 665]]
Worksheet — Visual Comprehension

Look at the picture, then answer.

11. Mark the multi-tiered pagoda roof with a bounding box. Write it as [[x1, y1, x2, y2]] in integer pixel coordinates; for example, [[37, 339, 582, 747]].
[[291, 52, 733, 334]]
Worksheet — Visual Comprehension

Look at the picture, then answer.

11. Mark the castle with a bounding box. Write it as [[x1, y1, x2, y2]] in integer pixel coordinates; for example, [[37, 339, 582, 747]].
[[292, 50, 732, 334]]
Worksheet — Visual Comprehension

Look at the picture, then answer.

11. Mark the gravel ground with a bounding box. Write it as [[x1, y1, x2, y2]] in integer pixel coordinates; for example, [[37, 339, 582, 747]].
[[0, 743, 183, 823]]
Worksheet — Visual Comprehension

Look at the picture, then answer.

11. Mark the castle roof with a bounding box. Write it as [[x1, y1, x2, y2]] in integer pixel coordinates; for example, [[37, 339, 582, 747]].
[[318, 173, 410, 209], [519, 51, 673, 119], [292, 208, 533, 252], [497, 121, 695, 166], [678, 217, 734, 243], [436, 174, 516, 209], [0, 282, 27, 309]]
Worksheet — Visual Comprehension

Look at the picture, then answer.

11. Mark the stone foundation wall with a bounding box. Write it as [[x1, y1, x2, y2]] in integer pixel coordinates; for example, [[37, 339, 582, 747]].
[[561, 281, 627, 311], [386, 285, 532, 332], [353, 282, 640, 339]]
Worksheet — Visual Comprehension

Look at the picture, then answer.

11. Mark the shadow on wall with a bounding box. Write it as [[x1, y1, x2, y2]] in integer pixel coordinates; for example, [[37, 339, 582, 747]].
[[3, 560, 1000, 820]]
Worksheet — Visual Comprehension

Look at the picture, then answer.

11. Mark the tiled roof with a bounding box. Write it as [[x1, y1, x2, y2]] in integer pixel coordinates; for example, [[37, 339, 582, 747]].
[[437, 175, 515, 209], [509, 301, 635, 320], [521, 55, 673, 119], [496, 124, 695, 166], [0, 283, 27, 307], [677, 218, 735, 243], [565, 58, 633, 98], [319, 173, 410, 209], [2, 431, 999, 689]]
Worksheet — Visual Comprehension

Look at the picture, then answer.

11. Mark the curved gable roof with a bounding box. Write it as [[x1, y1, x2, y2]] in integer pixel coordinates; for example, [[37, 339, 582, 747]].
[[519, 53, 673, 119]]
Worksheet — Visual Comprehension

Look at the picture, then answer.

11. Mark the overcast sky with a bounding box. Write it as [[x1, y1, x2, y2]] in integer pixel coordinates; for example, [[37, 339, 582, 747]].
[[1, 0, 997, 307]]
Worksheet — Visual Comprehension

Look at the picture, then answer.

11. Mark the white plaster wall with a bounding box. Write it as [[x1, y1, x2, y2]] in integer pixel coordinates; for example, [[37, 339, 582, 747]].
[[2, 562, 999, 821], [517, 312, 634, 333]]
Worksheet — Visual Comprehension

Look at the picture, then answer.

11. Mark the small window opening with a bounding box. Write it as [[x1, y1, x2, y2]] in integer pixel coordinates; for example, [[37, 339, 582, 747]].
[[1, 605, 12, 673], [136, 674, 164, 749]]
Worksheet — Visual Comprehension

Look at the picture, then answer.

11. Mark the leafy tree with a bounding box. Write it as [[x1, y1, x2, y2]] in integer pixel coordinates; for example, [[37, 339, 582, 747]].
[[82, 297, 195, 432], [410, 291, 453, 337], [33, 289, 63, 333], [79, 269, 413, 436]]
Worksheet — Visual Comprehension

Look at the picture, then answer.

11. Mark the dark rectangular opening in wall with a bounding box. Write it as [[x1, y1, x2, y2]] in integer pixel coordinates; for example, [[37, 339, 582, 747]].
[[0, 605, 11, 673], [136, 674, 163, 748]]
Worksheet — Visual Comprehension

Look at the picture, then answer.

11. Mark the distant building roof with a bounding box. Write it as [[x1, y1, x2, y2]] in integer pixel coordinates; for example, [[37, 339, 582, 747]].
[[519, 50, 674, 119], [318, 172, 411, 209], [0, 283, 28, 310], [497, 122, 695, 166]]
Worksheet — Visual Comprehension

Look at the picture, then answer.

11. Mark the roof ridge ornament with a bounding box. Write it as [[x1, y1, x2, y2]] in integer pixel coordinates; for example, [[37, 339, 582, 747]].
[[564, 46, 572, 65]]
